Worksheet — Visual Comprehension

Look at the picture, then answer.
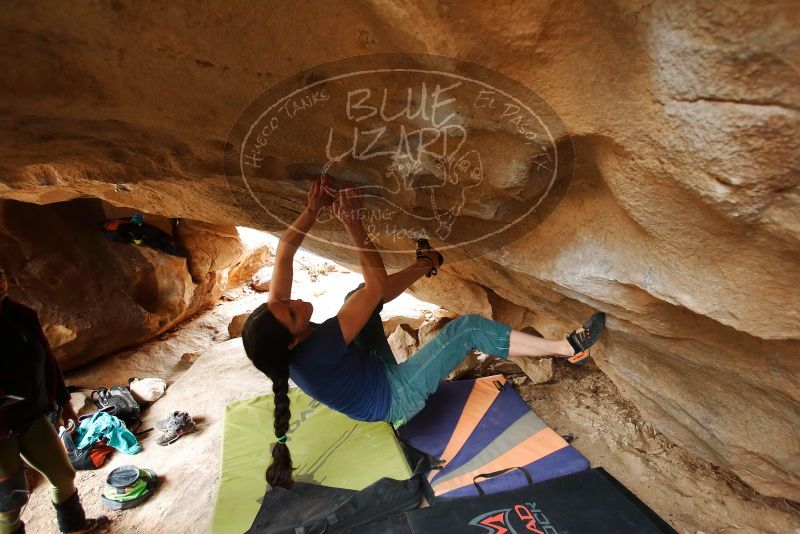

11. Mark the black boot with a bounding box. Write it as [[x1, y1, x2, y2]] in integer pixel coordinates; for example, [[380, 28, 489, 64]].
[[10, 521, 25, 534], [53, 491, 108, 533]]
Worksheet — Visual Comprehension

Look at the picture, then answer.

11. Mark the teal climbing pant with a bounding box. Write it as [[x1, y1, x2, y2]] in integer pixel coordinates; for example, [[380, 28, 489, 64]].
[[344, 286, 511, 426]]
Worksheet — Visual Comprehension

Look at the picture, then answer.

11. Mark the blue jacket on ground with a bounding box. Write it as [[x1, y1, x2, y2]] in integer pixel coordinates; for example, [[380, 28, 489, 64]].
[[75, 411, 142, 454]]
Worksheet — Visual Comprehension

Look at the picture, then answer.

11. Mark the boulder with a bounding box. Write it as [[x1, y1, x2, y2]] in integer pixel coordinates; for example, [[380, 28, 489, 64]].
[[227, 312, 252, 339], [476, 355, 524, 377], [180, 352, 201, 366], [250, 266, 274, 292], [409, 272, 492, 317], [228, 246, 270, 288], [387, 324, 417, 363], [511, 357, 554, 385], [382, 315, 426, 337], [176, 221, 244, 282]]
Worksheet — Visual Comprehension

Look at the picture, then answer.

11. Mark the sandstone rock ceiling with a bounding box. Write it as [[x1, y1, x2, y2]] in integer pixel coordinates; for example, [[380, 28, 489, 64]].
[[0, 1, 798, 500]]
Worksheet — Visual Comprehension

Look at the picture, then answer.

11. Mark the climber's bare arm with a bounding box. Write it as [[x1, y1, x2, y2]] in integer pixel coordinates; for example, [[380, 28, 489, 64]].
[[267, 210, 314, 303], [334, 189, 388, 344], [269, 176, 334, 303], [382, 258, 432, 302]]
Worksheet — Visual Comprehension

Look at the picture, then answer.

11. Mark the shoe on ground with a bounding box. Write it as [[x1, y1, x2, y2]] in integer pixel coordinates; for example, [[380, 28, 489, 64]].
[[156, 416, 196, 446], [155, 411, 191, 433]]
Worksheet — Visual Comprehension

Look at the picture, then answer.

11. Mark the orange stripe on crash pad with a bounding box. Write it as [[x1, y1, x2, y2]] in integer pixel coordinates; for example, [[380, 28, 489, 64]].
[[431, 427, 567, 495], [429, 375, 505, 482]]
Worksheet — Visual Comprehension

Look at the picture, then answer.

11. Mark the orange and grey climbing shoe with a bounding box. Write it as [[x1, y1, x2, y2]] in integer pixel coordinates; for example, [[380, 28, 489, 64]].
[[566, 312, 606, 365]]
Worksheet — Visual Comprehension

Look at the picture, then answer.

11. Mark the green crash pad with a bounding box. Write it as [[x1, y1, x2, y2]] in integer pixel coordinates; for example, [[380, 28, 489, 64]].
[[211, 389, 412, 534]]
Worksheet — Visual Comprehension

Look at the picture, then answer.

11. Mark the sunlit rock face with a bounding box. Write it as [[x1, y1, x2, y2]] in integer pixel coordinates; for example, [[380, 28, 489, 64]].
[[0, 1, 798, 500], [0, 198, 263, 369]]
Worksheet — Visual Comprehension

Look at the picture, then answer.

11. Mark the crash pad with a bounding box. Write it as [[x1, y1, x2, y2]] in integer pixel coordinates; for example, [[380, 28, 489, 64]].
[[399, 374, 590, 499], [360, 467, 676, 534], [211, 388, 411, 534]]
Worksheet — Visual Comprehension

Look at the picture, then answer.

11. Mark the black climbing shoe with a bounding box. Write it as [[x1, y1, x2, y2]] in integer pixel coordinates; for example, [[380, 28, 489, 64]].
[[566, 312, 606, 365], [415, 238, 444, 277]]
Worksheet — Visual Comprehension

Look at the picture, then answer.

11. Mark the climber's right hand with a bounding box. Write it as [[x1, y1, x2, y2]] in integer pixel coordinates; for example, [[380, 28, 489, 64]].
[[306, 174, 335, 216]]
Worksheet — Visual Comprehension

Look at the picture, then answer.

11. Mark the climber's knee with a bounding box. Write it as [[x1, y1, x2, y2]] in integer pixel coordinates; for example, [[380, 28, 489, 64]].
[[445, 314, 510, 356], [453, 313, 487, 330]]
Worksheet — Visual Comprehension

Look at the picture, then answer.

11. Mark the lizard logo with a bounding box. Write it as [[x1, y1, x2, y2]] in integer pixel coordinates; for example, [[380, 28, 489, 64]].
[[225, 53, 573, 265]]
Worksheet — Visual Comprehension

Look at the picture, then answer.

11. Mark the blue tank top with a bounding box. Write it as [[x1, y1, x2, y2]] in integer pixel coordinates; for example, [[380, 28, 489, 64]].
[[289, 317, 391, 422]]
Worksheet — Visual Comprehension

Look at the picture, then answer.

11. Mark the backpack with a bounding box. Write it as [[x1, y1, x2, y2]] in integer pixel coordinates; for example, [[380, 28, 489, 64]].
[[91, 386, 141, 428]]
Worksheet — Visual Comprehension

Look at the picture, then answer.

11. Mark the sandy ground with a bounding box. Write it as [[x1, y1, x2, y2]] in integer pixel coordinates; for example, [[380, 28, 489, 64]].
[[19, 248, 800, 533]]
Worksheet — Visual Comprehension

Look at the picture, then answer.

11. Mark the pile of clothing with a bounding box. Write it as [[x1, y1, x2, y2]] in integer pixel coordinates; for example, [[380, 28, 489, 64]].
[[56, 377, 198, 511], [58, 378, 171, 470]]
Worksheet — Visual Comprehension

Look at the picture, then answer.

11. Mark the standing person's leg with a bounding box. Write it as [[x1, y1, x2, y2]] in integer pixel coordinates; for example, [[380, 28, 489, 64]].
[[0, 436, 26, 534], [17, 417, 76, 505], [18, 416, 107, 533]]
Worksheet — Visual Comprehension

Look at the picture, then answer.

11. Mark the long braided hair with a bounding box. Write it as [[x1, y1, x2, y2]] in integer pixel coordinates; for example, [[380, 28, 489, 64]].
[[241, 302, 295, 489]]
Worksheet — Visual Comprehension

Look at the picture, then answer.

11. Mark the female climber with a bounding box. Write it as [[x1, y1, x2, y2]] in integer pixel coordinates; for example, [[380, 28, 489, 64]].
[[242, 175, 606, 489], [0, 266, 109, 534]]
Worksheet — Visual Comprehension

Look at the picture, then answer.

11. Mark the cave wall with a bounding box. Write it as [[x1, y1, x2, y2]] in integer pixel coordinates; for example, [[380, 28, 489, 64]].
[[0, 198, 264, 369], [0, 1, 797, 500]]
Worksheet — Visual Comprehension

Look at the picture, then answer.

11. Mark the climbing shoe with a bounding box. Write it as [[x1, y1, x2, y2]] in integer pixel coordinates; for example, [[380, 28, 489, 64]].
[[566, 312, 606, 365], [415, 238, 444, 277], [156, 411, 196, 445]]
